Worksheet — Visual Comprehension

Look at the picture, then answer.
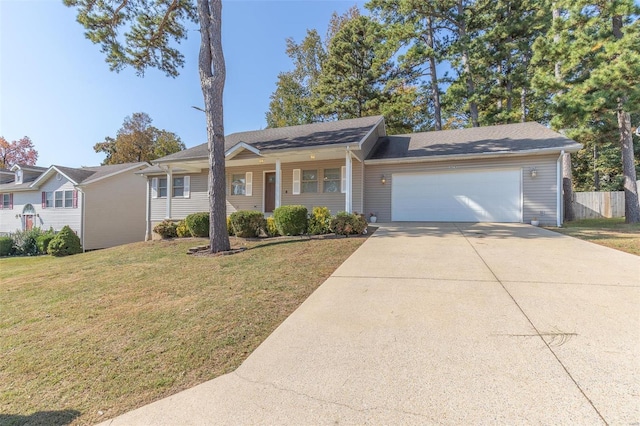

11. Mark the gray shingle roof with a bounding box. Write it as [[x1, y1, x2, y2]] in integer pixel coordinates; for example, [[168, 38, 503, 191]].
[[155, 116, 384, 163], [368, 122, 581, 160]]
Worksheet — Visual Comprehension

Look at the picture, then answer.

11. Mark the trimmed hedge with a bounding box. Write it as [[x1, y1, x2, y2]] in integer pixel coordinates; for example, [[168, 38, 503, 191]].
[[48, 226, 82, 256], [308, 206, 332, 235], [230, 210, 265, 238], [273, 205, 308, 236], [0, 237, 13, 256], [185, 212, 209, 237], [330, 212, 367, 236]]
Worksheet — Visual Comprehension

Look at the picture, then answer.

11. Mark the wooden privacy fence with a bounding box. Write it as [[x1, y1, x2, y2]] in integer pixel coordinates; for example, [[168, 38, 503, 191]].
[[571, 191, 625, 219]]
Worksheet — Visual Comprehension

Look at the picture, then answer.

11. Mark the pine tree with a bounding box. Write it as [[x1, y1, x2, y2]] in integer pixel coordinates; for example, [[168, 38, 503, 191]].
[[532, 0, 640, 223]]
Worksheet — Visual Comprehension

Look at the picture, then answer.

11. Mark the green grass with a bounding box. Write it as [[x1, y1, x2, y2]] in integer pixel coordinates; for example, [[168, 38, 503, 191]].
[[549, 218, 640, 255], [0, 236, 366, 425]]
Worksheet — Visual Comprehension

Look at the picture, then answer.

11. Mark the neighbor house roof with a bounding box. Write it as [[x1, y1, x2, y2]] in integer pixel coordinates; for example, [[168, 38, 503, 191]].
[[154, 115, 384, 163], [367, 122, 582, 162], [0, 162, 148, 191]]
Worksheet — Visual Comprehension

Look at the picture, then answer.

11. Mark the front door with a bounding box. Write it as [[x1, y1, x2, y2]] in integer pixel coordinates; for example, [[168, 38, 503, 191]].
[[265, 172, 276, 213], [24, 215, 34, 231]]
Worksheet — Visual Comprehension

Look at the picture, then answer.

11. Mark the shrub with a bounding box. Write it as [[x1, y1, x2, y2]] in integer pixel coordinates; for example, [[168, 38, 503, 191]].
[[0, 236, 14, 256], [265, 217, 279, 237], [47, 226, 82, 256], [230, 210, 265, 238], [36, 231, 56, 254], [227, 216, 234, 236], [12, 228, 44, 256], [273, 205, 308, 236], [176, 220, 191, 238], [330, 212, 368, 236], [185, 212, 209, 238], [153, 220, 178, 239], [308, 206, 332, 235]]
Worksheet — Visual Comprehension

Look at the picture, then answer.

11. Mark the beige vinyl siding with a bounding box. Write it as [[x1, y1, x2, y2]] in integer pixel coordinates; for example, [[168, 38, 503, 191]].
[[171, 173, 209, 218], [232, 150, 261, 161], [364, 154, 559, 225], [83, 168, 147, 250], [281, 159, 353, 215], [38, 177, 82, 234], [226, 165, 265, 213]]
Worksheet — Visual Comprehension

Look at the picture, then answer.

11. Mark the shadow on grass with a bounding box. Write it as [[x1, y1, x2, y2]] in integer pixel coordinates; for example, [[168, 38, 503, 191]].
[[0, 410, 81, 426], [245, 230, 373, 251]]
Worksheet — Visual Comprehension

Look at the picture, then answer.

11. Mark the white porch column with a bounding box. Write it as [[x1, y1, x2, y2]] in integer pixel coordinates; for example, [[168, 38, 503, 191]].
[[145, 177, 151, 241], [165, 167, 172, 219], [345, 149, 352, 213], [275, 158, 282, 209]]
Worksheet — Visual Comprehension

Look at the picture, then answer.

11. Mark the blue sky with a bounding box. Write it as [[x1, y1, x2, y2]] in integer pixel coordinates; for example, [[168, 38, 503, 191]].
[[0, 0, 365, 167]]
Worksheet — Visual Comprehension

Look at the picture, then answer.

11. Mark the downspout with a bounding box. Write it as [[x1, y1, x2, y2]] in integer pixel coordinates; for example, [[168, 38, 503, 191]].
[[144, 176, 151, 241], [77, 186, 86, 252], [557, 150, 564, 227]]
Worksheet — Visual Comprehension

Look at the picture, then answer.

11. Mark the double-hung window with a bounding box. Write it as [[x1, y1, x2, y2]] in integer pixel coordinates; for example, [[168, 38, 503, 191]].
[[301, 170, 318, 193], [152, 176, 190, 198], [54, 191, 64, 208], [0, 193, 12, 209], [323, 168, 340, 193], [44, 192, 54, 208], [173, 177, 185, 197], [158, 178, 168, 198], [231, 174, 246, 195]]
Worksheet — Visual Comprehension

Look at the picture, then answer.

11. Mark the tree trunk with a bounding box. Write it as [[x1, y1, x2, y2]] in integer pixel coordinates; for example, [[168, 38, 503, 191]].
[[198, 0, 231, 252], [617, 109, 640, 223], [612, 15, 640, 223], [562, 153, 575, 221], [426, 16, 442, 131], [457, 1, 479, 127], [520, 86, 527, 122]]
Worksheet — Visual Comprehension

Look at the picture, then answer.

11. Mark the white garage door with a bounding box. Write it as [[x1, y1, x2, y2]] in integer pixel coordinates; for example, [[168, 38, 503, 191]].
[[392, 169, 522, 222]]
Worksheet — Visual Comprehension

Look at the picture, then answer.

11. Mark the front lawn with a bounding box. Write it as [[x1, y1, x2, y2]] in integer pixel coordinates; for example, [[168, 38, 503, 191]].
[[549, 218, 640, 256], [0, 236, 366, 425]]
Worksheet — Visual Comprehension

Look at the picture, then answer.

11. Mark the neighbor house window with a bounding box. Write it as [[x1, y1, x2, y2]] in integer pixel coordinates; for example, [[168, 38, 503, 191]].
[[55, 191, 64, 208], [302, 170, 318, 193], [64, 190, 73, 208], [0, 193, 12, 209], [323, 168, 340, 193], [231, 174, 246, 195], [44, 191, 54, 208], [15, 170, 23, 184]]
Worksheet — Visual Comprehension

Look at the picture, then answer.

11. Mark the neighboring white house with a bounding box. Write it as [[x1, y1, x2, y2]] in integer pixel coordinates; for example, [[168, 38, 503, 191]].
[[0, 162, 149, 250], [138, 116, 582, 238]]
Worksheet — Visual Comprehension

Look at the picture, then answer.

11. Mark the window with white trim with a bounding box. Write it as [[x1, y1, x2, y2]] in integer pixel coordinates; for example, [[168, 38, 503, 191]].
[[158, 178, 168, 198], [302, 170, 318, 193], [173, 177, 185, 197], [231, 173, 246, 195], [53, 190, 74, 208], [15, 170, 23, 184], [44, 191, 54, 208], [323, 168, 340, 193], [55, 191, 63, 208], [0, 193, 12, 209]]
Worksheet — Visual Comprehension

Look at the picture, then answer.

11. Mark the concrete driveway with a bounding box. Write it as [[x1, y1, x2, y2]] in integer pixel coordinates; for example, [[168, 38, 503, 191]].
[[101, 223, 640, 425]]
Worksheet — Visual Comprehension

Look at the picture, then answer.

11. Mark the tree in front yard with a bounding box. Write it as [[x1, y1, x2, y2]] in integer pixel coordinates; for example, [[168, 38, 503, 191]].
[[0, 136, 38, 169], [65, 0, 230, 252]]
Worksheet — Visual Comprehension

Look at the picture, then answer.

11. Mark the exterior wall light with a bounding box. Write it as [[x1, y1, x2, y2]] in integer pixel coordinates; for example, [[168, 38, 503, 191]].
[[381, 175, 387, 184], [530, 168, 537, 178]]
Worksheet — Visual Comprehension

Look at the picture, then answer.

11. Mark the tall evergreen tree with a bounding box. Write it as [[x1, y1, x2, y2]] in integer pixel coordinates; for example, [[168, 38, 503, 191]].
[[532, 0, 640, 223]]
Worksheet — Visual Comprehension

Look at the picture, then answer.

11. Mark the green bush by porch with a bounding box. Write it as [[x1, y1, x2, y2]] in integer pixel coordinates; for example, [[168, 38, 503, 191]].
[[273, 205, 308, 236]]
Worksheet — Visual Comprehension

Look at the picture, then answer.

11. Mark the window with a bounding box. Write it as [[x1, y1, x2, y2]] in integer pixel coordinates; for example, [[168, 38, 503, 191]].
[[55, 191, 63, 208], [0, 193, 12, 209], [51, 190, 75, 208], [302, 170, 318, 193], [231, 174, 246, 195], [173, 177, 185, 197], [152, 176, 190, 198], [15, 170, 23, 184], [323, 168, 340, 193], [45, 192, 54, 208], [64, 190, 73, 208]]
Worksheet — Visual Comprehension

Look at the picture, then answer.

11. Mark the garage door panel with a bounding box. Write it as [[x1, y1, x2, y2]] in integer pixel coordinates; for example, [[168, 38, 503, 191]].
[[391, 170, 521, 222]]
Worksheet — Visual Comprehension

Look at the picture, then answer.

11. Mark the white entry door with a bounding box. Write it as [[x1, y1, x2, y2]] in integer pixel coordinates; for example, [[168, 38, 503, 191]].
[[391, 169, 522, 222]]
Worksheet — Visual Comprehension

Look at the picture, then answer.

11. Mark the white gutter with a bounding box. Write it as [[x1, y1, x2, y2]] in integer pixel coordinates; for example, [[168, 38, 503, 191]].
[[364, 145, 583, 165], [77, 187, 86, 252], [557, 150, 564, 227], [145, 176, 151, 241]]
